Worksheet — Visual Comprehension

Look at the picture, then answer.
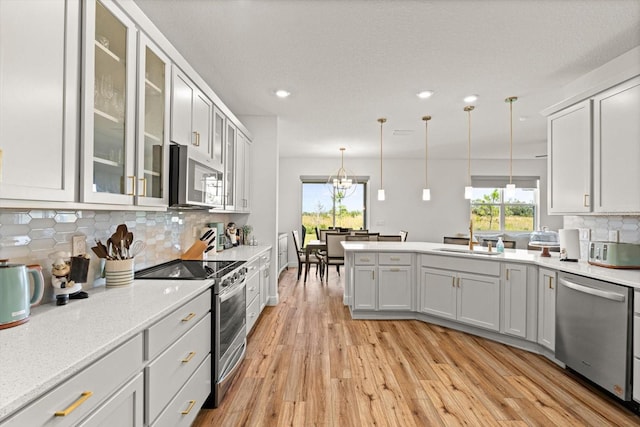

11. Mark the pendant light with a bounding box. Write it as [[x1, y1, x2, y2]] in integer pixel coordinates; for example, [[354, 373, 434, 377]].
[[464, 105, 474, 199], [328, 147, 357, 197], [505, 96, 518, 199], [377, 118, 387, 201], [422, 115, 432, 201]]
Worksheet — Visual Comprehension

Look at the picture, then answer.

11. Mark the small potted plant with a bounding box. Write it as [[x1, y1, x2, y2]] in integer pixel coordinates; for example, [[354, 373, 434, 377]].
[[242, 224, 253, 245]]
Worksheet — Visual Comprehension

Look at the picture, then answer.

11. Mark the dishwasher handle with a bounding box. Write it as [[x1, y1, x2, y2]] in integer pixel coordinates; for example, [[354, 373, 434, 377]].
[[559, 277, 626, 302]]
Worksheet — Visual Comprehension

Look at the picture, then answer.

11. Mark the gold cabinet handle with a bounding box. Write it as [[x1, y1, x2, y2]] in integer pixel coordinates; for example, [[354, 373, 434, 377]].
[[181, 400, 196, 415], [181, 351, 196, 363], [390, 256, 400, 261], [452, 276, 455, 287], [390, 267, 400, 272], [181, 312, 196, 322], [360, 258, 370, 262], [548, 276, 554, 289], [138, 177, 147, 196], [371, 270, 375, 280], [127, 176, 136, 195], [584, 194, 590, 207], [55, 391, 93, 416], [457, 277, 461, 288], [506, 269, 510, 281]]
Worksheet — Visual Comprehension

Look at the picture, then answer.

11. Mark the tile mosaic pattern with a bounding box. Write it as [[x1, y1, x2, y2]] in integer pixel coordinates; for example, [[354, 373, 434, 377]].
[[0, 209, 229, 301], [564, 215, 640, 260]]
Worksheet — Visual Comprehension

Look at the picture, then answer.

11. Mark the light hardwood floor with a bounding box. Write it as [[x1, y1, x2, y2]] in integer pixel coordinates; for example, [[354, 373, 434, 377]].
[[194, 267, 640, 426]]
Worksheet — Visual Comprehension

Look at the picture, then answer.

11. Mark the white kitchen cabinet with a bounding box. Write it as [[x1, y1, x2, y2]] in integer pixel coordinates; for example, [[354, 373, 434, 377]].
[[593, 76, 640, 213], [236, 131, 253, 212], [502, 263, 528, 338], [2, 334, 143, 427], [259, 251, 271, 311], [420, 255, 500, 332], [135, 34, 170, 207], [170, 67, 212, 160], [81, 0, 138, 204], [223, 121, 237, 210], [212, 106, 226, 172], [634, 291, 640, 403], [547, 100, 593, 214], [537, 268, 556, 351], [0, 0, 79, 202], [245, 257, 260, 334], [353, 252, 414, 311], [78, 373, 144, 427]]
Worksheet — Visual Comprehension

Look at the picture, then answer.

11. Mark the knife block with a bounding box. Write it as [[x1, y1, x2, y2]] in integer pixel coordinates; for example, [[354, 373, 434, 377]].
[[181, 240, 206, 260]]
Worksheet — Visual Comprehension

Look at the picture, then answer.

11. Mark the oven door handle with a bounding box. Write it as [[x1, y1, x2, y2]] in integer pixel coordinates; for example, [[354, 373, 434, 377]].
[[559, 278, 626, 302], [220, 279, 246, 303]]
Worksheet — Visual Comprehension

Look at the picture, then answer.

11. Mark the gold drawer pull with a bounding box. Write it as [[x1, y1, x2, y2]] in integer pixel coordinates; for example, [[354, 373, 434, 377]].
[[181, 399, 196, 415], [390, 257, 400, 261], [548, 276, 554, 289], [55, 391, 93, 416], [181, 312, 196, 322], [182, 351, 196, 363], [390, 267, 400, 272], [360, 258, 370, 262]]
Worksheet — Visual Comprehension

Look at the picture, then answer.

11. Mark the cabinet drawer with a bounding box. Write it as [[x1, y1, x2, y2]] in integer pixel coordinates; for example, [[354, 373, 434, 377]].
[[245, 257, 260, 279], [146, 313, 211, 425], [246, 293, 261, 334], [246, 274, 260, 308], [3, 334, 143, 427], [78, 372, 144, 427], [146, 289, 211, 360], [151, 355, 212, 427], [260, 251, 271, 264], [421, 254, 500, 276], [354, 253, 376, 265], [378, 252, 412, 265]]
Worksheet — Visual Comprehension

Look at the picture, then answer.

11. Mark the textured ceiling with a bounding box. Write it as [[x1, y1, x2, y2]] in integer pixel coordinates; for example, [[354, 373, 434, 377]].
[[133, 0, 640, 159]]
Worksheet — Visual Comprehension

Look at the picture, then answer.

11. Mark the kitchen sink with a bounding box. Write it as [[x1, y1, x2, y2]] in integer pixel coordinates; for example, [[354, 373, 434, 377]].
[[435, 248, 502, 256]]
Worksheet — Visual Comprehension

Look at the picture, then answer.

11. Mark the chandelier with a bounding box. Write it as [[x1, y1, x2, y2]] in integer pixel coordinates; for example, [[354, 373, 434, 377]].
[[328, 147, 357, 197]]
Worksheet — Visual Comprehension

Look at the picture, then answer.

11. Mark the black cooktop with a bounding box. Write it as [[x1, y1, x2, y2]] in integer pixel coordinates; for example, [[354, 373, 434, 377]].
[[134, 259, 245, 281]]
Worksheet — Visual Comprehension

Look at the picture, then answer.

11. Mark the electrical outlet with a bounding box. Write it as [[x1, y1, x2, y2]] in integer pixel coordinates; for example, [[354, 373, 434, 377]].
[[609, 230, 619, 242], [72, 234, 87, 256], [579, 228, 591, 241]]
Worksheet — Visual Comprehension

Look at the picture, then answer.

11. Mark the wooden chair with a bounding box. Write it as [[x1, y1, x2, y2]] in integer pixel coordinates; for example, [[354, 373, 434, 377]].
[[377, 235, 402, 241], [322, 233, 348, 279], [366, 232, 380, 241], [345, 235, 370, 241], [292, 230, 322, 281], [443, 236, 470, 246], [483, 239, 516, 249]]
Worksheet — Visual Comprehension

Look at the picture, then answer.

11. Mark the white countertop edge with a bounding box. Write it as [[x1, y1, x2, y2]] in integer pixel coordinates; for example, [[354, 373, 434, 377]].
[[342, 241, 640, 289]]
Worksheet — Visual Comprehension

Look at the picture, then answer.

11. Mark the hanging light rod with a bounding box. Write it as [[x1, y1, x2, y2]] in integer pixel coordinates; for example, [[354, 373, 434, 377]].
[[377, 117, 387, 201], [505, 96, 518, 198], [422, 115, 432, 201], [332, 147, 352, 189]]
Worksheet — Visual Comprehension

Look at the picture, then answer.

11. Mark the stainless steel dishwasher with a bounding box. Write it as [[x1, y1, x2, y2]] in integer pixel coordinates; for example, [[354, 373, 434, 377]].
[[556, 272, 633, 401]]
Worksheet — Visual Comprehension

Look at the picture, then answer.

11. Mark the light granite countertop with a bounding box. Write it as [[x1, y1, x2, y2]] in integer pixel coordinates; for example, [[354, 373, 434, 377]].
[[342, 241, 640, 289], [0, 244, 271, 422]]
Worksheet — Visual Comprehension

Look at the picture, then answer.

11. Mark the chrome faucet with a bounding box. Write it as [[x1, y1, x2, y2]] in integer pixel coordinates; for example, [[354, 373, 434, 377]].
[[468, 219, 476, 250]]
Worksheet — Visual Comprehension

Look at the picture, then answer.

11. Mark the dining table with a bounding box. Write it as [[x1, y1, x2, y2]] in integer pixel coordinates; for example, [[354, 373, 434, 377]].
[[304, 239, 326, 282]]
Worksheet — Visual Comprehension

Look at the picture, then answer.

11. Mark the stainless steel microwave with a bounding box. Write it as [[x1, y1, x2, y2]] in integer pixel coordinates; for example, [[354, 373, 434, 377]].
[[169, 144, 223, 209]]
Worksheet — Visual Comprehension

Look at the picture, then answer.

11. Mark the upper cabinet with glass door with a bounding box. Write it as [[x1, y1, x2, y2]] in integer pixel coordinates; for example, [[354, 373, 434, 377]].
[[136, 34, 170, 207], [224, 121, 236, 210], [82, 0, 137, 204]]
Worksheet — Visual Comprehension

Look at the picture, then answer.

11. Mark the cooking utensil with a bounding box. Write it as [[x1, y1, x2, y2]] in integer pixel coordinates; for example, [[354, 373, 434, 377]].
[[129, 240, 146, 258], [0, 260, 44, 329], [200, 229, 214, 241]]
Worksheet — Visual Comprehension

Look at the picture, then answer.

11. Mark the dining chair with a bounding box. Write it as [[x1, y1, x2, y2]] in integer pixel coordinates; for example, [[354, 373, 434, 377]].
[[322, 232, 348, 279], [443, 236, 470, 246], [483, 239, 516, 249], [400, 230, 408, 242], [367, 232, 380, 241], [292, 230, 322, 281], [315, 226, 320, 240], [345, 235, 370, 241], [377, 235, 402, 241], [352, 230, 369, 235]]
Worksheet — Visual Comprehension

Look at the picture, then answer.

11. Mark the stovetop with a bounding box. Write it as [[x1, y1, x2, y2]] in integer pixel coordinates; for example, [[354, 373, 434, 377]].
[[134, 259, 245, 281]]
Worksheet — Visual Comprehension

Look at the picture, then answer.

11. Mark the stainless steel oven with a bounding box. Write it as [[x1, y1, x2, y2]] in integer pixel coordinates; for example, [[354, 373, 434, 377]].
[[214, 270, 247, 406], [556, 272, 633, 401]]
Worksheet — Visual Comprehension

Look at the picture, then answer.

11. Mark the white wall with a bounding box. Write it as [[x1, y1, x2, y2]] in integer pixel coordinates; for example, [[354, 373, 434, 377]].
[[279, 156, 561, 265], [240, 114, 280, 305]]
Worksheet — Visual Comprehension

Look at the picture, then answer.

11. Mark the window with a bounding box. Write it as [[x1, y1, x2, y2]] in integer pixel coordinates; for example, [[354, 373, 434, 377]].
[[470, 176, 539, 232], [300, 177, 367, 246]]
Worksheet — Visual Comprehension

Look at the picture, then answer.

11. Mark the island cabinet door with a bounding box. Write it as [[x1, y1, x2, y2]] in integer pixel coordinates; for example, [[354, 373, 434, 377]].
[[420, 267, 456, 320], [353, 266, 376, 310], [457, 273, 500, 332], [537, 268, 557, 351], [502, 263, 528, 338], [378, 266, 412, 311]]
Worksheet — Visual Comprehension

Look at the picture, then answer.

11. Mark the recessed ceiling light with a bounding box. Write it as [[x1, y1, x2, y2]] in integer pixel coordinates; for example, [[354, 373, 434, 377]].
[[274, 89, 291, 98], [417, 90, 434, 99], [463, 94, 478, 103]]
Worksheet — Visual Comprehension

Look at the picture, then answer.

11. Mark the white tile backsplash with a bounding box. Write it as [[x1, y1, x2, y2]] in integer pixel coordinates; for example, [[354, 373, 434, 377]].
[[564, 215, 640, 259], [0, 208, 231, 301]]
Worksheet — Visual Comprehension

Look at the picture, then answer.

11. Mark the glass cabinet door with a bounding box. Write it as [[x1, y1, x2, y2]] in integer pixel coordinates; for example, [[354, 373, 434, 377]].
[[212, 106, 225, 172], [224, 121, 236, 209], [82, 0, 136, 204], [136, 34, 170, 207]]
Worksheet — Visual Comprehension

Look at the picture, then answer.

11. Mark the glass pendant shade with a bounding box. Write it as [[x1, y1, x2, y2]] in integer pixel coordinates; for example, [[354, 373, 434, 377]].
[[377, 189, 386, 201], [329, 147, 356, 196], [505, 183, 516, 198], [377, 117, 387, 202], [422, 115, 432, 202], [422, 188, 431, 201]]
